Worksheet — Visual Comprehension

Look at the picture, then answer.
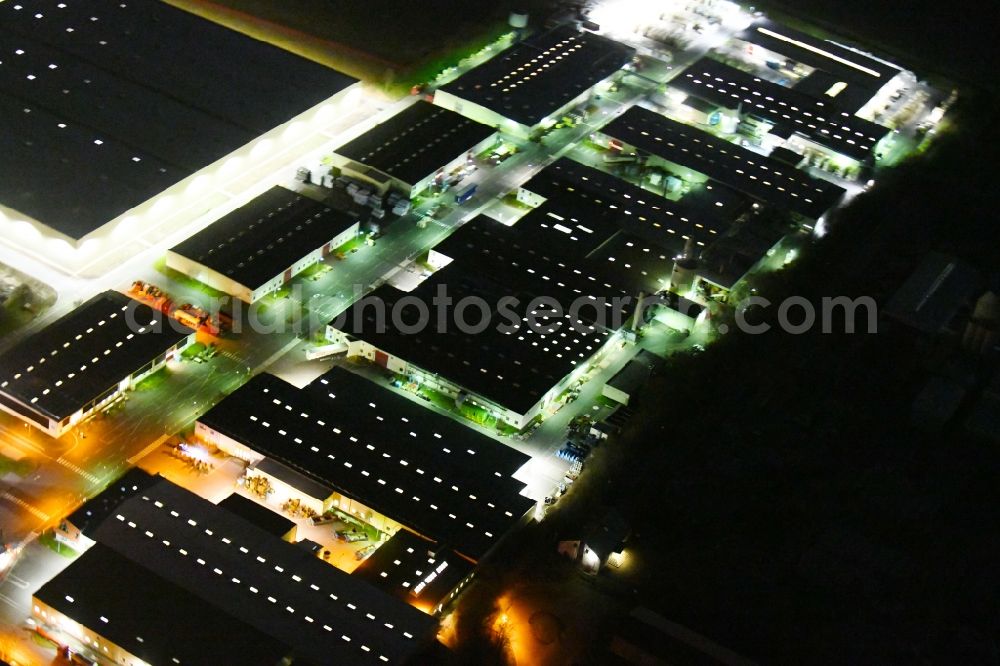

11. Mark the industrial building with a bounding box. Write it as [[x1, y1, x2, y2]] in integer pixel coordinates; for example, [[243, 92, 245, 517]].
[[352, 530, 475, 616], [434, 25, 635, 137], [195, 367, 535, 562], [732, 19, 907, 118], [329, 205, 654, 428], [670, 57, 890, 164], [37, 471, 436, 665], [599, 107, 846, 220], [558, 509, 630, 575], [326, 158, 749, 427], [0, 291, 194, 437], [329, 101, 498, 198], [515, 158, 771, 305], [885, 252, 982, 336], [330, 280, 614, 430], [166, 187, 360, 303], [602, 350, 664, 406], [0, 0, 361, 276], [518, 157, 748, 259], [217, 493, 298, 541]]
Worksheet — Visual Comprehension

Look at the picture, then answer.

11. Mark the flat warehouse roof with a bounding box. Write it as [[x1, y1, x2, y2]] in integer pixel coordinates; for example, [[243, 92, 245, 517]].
[[35, 545, 292, 666], [886, 253, 981, 334], [169, 186, 358, 290], [0, 0, 356, 239], [521, 158, 747, 251], [217, 493, 296, 538], [334, 101, 495, 187], [0, 291, 193, 422], [736, 20, 900, 112], [601, 107, 845, 219], [433, 208, 680, 316], [198, 369, 535, 560], [352, 530, 474, 612], [793, 69, 875, 117], [700, 217, 789, 285], [672, 57, 887, 161], [587, 233, 677, 296], [339, 253, 610, 414], [607, 350, 663, 394], [66, 467, 162, 537], [81, 472, 435, 665], [255, 457, 335, 502], [440, 25, 635, 127], [432, 215, 636, 320]]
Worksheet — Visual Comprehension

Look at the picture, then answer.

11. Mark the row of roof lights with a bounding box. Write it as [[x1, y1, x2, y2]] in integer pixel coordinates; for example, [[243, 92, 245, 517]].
[[15, 106, 146, 162], [249, 385, 519, 531], [115, 495, 417, 660], [490, 40, 584, 92], [683, 70, 878, 149], [614, 121, 831, 199], [0, 305, 161, 401]]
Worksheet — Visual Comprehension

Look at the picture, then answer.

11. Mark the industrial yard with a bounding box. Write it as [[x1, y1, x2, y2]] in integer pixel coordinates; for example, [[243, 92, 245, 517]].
[[3, 0, 996, 664]]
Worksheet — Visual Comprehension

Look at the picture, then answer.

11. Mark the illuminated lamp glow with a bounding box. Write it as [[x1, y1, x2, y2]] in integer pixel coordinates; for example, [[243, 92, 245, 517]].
[[250, 139, 273, 159], [47, 237, 75, 258], [148, 196, 174, 219], [756, 27, 881, 77], [314, 103, 338, 124], [186, 173, 213, 196], [13, 219, 43, 242], [219, 156, 243, 178], [339, 86, 363, 110], [111, 215, 139, 240], [825, 81, 848, 98], [283, 121, 306, 139], [77, 237, 103, 257]]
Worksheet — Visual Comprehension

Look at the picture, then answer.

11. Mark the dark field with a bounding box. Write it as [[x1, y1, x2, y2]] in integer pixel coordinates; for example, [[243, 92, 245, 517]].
[[175, 0, 557, 85]]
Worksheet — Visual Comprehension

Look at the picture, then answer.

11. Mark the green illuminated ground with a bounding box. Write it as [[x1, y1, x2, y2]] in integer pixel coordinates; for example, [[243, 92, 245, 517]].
[[153, 257, 228, 301], [37, 532, 76, 559], [0, 453, 35, 478]]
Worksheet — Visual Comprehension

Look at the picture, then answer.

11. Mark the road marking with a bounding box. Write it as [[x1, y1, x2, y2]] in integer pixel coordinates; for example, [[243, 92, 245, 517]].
[[0, 492, 50, 521], [0, 425, 51, 459], [127, 435, 170, 465], [0, 592, 21, 610], [5, 574, 29, 590], [54, 457, 101, 485]]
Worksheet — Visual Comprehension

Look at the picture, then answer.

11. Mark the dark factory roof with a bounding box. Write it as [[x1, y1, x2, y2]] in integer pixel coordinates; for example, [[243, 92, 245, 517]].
[[0, 0, 356, 239], [441, 25, 634, 128], [0, 291, 194, 423], [337, 215, 619, 415], [217, 493, 296, 539], [352, 530, 474, 613], [197, 368, 534, 560], [168, 187, 359, 290], [601, 107, 846, 219], [736, 20, 901, 113], [52, 471, 437, 665], [671, 57, 888, 161], [35, 544, 293, 666], [520, 157, 747, 251], [333, 101, 495, 187]]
